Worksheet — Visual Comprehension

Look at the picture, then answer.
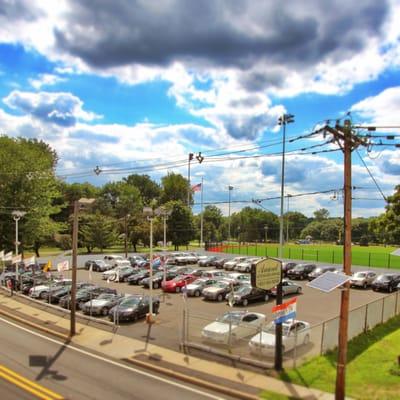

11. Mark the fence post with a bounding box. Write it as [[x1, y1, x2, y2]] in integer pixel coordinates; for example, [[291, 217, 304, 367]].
[[332, 251, 334, 264], [364, 304, 369, 332], [301, 249, 304, 260], [320, 321, 326, 355], [247, 245, 249, 255], [388, 254, 391, 269], [316, 250, 319, 262], [381, 298, 385, 324], [289, 248, 291, 259]]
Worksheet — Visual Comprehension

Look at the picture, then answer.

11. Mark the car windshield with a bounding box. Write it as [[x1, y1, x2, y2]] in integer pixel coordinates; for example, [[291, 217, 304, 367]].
[[234, 286, 251, 295], [354, 272, 366, 278], [377, 275, 392, 282], [216, 281, 229, 288], [293, 265, 304, 271], [120, 297, 141, 307], [216, 312, 243, 324]]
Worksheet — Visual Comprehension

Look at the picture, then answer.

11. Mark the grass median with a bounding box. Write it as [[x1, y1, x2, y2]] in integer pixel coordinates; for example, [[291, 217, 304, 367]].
[[274, 314, 400, 400]]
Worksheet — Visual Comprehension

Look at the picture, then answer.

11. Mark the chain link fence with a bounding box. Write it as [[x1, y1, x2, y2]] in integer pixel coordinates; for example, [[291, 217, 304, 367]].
[[183, 291, 400, 369]]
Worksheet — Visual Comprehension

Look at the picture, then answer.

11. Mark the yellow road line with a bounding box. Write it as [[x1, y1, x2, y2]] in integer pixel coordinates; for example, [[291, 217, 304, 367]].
[[0, 365, 63, 400]]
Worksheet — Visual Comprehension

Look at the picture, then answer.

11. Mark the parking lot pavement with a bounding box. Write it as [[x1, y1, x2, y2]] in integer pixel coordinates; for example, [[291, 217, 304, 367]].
[[69, 264, 388, 353]]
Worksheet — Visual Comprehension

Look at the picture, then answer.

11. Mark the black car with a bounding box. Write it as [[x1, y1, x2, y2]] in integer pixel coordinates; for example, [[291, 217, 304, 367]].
[[198, 256, 218, 267], [213, 258, 229, 269], [282, 262, 297, 277], [226, 286, 271, 306], [109, 295, 160, 322], [48, 286, 72, 304], [59, 286, 117, 309], [141, 271, 178, 289], [115, 266, 137, 282], [307, 265, 337, 281], [127, 269, 150, 285], [287, 264, 317, 280], [371, 274, 400, 293]]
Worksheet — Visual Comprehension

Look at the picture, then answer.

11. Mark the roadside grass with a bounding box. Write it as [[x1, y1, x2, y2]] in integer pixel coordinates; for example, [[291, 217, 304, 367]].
[[259, 391, 297, 399], [220, 243, 400, 269], [24, 247, 64, 257], [277, 314, 400, 400]]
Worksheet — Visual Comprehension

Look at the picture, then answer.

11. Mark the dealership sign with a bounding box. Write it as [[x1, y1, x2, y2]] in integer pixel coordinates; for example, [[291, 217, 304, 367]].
[[272, 297, 297, 324], [251, 257, 282, 290]]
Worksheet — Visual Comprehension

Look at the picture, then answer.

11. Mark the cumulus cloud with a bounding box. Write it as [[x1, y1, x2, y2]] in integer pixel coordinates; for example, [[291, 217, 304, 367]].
[[3, 90, 100, 126], [29, 73, 66, 89]]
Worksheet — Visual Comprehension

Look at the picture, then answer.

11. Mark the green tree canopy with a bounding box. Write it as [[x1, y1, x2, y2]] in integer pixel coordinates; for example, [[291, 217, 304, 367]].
[[160, 173, 190, 204], [166, 201, 194, 249], [123, 174, 161, 205]]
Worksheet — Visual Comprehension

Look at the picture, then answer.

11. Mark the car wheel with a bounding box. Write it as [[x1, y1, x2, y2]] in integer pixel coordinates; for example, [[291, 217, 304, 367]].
[[40, 291, 48, 299], [242, 299, 248, 307], [264, 294, 269, 302], [101, 307, 109, 316], [175, 286, 181, 293], [194, 290, 200, 297], [303, 334, 310, 346], [153, 282, 159, 289], [296, 287, 302, 294], [217, 294, 223, 302]]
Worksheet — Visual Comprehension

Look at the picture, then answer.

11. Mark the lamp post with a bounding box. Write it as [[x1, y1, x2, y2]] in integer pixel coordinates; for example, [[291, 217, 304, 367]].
[[12, 210, 26, 283], [264, 225, 269, 243], [70, 198, 95, 337], [276, 113, 294, 371], [228, 186, 234, 241], [286, 194, 292, 243], [187, 153, 194, 206], [124, 213, 131, 258], [156, 207, 172, 288]]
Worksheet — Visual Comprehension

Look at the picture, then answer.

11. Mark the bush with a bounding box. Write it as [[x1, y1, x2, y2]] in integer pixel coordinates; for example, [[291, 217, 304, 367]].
[[55, 234, 72, 250]]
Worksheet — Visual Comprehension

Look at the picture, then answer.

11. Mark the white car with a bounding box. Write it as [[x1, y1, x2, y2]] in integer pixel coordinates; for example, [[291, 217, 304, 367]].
[[234, 258, 259, 273], [201, 311, 266, 344], [227, 272, 250, 285], [29, 279, 72, 299], [102, 265, 129, 280], [350, 271, 377, 289], [248, 320, 311, 355], [224, 257, 247, 271]]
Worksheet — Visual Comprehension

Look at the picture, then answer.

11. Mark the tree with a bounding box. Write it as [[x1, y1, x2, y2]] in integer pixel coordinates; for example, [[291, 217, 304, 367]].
[[203, 205, 223, 229], [123, 174, 161, 205], [0, 136, 63, 256], [160, 173, 191, 204], [285, 211, 309, 240], [166, 201, 195, 249], [313, 208, 330, 221], [80, 213, 118, 252]]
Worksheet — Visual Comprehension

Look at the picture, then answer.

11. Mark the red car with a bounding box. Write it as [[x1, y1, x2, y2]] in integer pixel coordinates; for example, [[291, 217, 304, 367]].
[[161, 274, 196, 293]]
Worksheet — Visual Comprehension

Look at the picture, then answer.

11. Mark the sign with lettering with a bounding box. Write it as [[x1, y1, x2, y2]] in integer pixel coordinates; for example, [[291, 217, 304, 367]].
[[251, 257, 282, 290]]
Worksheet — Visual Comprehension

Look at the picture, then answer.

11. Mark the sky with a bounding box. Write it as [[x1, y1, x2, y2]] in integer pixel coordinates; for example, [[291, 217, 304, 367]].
[[0, 0, 399, 218]]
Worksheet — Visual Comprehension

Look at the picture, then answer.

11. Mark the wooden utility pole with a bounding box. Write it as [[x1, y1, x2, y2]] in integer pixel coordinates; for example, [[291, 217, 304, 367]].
[[325, 120, 367, 399]]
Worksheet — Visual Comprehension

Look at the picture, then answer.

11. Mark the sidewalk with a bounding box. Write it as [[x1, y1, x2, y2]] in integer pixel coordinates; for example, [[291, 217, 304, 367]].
[[0, 292, 336, 400]]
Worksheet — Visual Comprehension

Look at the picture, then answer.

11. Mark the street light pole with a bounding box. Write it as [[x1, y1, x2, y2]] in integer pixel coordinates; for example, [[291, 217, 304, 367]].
[[200, 177, 204, 247], [12, 210, 26, 283], [276, 113, 294, 371], [286, 194, 292, 243], [124, 214, 130, 259], [70, 198, 95, 337], [187, 153, 194, 206], [228, 186, 233, 241]]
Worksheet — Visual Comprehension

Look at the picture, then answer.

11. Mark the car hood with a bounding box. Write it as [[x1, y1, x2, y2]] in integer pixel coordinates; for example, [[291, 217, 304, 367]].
[[85, 299, 112, 306], [203, 322, 237, 335], [250, 332, 276, 346], [203, 287, 223, 294], [31, 284, 50, 291], [186, 283, 202, 290]]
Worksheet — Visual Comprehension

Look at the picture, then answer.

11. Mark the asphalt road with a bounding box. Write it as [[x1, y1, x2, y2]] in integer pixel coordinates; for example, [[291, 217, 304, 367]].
[[0, 317, 232, 400]]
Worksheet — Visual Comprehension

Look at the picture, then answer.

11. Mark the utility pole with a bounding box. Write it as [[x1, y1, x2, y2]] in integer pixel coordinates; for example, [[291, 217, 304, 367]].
[[228, 185, 234, 241], [187, 153, 194, 206], [324, 120, 367, 400], [70, 200, 79, 337]]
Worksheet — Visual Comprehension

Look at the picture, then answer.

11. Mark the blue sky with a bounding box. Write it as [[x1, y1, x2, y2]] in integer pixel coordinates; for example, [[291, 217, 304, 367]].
[[0, 0, 399, 218]]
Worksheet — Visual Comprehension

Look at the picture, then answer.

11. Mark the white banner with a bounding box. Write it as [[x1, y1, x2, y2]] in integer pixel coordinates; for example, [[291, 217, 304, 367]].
[[57, 260, 70, 272], [0, 250, 4, 260], [24, 256, 36, 265], [12, 255, 22, 264], [4, 252, 13, 261]]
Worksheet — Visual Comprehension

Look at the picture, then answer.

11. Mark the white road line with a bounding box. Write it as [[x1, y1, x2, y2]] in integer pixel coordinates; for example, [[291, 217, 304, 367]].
[[0, 317, 226, 400]]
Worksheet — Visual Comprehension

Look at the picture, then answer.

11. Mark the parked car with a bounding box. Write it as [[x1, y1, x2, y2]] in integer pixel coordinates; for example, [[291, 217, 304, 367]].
[[102, 265, 131, 280], [81, 293, 125, 316], [114, 266, 137, 282], [282, 262, 298, 277], [349, 271, 377, 289], [270, 279, 302, 297], [235, 258, 259, 273], [227, 273, 251, 285], [226, 286, 270, 306], [127, 269, 150, 285], [103, 255, 124, 265], [185, 278, 220, 297], [29, 279, 72, 299], [48, 286, 72, 304], [161, 274, 197, 293], [84, 260, 112, 272], [141, 271, 178, 289], [165, 252, 186, 265], [224, 257, 247, 271], [248, 320, 311, 355], [200, 269, 226, 280], [286, 264, 317, 280], [128, 255, 147, 268], [59, 286, 117, 310], [307, 265, 338, 281], [198, 256, 218, 267], [201, 311, 266, 344], [371, 274, 400, 293], [213, 258, 230, 269], [202, 280, 239, 302], [109, 295, 160, 322]]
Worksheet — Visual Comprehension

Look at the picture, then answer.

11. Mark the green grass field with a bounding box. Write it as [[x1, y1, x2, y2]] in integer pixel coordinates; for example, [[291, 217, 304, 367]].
[[277, 314, 400, 400], [212, 243, 400, 269]]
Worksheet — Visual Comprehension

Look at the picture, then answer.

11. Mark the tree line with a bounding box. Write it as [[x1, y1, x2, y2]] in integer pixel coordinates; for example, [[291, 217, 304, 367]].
[[0, 136, 399, 256]]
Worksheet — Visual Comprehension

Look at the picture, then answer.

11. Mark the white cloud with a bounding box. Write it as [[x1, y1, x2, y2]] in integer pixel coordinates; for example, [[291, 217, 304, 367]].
[[29, 73, 66, 89]]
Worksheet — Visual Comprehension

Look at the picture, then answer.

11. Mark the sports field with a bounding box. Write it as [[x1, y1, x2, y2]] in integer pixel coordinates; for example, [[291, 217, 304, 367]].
[[208, 243, 400, 269]]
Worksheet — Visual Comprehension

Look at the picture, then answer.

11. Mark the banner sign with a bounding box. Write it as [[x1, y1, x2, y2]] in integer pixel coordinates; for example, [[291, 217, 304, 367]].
[[4, 252, 13, 261], [251, 257, 281, 290], [24, 256, 36, 265], [57, 260, 69, 272], [12, 255, 22, 264], [272, 297, 297, 324]]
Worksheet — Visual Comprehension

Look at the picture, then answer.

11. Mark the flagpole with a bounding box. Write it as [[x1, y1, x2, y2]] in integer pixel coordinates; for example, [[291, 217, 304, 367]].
[[200, 177, 204, 248]]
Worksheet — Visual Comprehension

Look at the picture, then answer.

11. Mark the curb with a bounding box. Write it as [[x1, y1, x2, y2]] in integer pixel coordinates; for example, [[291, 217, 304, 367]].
[[0, 307, 71, 341], [123, 357, 261, 400]]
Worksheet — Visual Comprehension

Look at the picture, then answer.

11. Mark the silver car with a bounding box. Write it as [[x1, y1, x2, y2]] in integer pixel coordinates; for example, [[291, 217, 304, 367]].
[[185, 278, 220, 297], [270, 279, 302, 297], [350, 271, 377, 289], [81, 293, 124, 316]]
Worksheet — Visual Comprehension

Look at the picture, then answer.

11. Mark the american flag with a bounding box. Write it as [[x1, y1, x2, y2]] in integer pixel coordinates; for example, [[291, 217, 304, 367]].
[[191, 183, 202, 192]]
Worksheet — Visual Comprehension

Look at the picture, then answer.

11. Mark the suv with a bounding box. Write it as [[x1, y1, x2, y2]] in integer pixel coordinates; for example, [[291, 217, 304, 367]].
[[287, 264, 317, 280], [350, 271, 377, 289], [307, 265, 337, 281]]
